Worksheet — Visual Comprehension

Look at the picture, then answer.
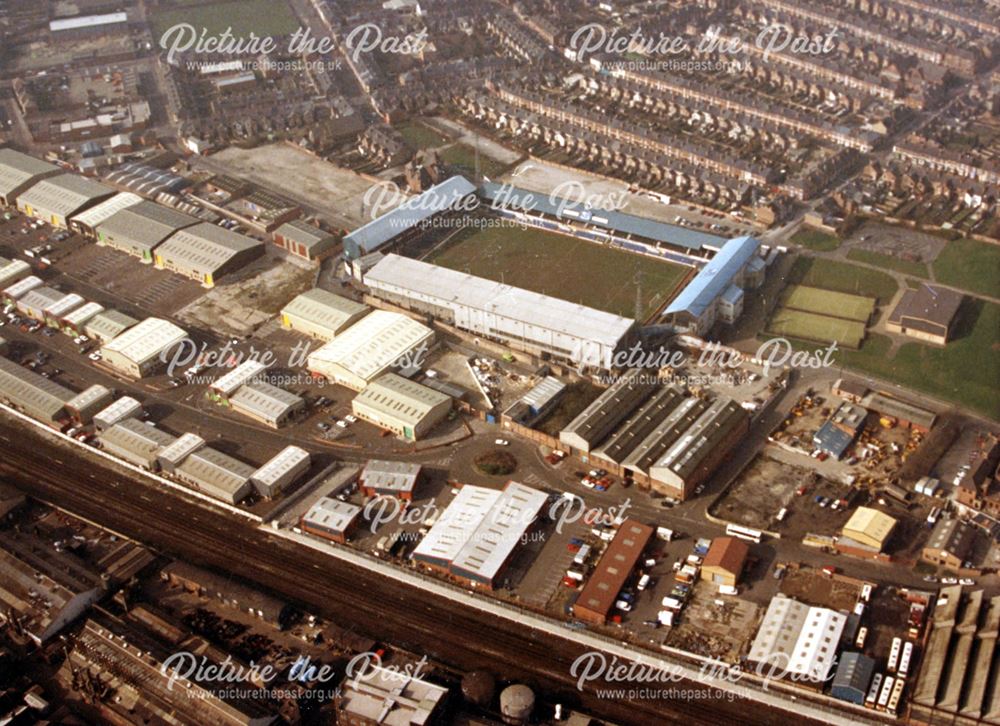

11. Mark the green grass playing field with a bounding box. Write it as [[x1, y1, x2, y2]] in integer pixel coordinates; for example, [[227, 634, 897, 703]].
[[766, 308, 867, 349], [426, 223, 691, 320], [787, 257, 898, 304], [780, 285, 876, 322], [151, 0, 299, 40]]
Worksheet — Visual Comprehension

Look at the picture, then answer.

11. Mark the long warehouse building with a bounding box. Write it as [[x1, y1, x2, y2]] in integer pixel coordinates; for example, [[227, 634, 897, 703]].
[[100, 317, 188, 378], [96, 201, 199, 263], [153, 222, 264, 287], [17, 173, 115, 228], [0, 356, 75, 425], [364, 254, 636, 370]]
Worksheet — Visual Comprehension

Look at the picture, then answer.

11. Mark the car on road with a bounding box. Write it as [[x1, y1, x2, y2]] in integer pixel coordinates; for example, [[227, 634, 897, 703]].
[[941, 577, 959, 585], [494, 438, 510, 446], [345, 415, 357, 423], [960, 578, 976, 586], [88, 352, 101, 361], [335, 419, 348, 428]]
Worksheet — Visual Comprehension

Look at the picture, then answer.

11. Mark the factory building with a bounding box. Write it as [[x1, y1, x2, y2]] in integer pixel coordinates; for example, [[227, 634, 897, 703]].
[[17, 173, 115, 228], [43, 292, 84, 327], [335, 663, 448, 725], [84, 309, 138, 343], [364, 254, 636, 370], [841, 507, 896, 553], [300, 497, 362, 544], [342, 175, 476, 260], [351, 373, 452, 441], [2, 274, 43, 305], [359, 460, 421, 501], [93, 396, 142, 431], [411, 481, 548, 589], [662, 236, 764, 336], [748, 595, 847, 685], [561, 377, 748, 500], [156, 433, 205, 474], [573, 520, 654, 625], [250, 446, 310, 499], [863, 391, 936, 432], [700, 537, 749, 588], [0, 356, 74, 424], [16, 286, 66, 321], [887, 283, 963, 346], [0, 258, 31, 290], [98, 418, 177, 469], [503, 376, 566, 426], [65, 384, 113, 424], [153, 222, 264, 287], [830, 652, 876, 706], [173, 446, 255, 504], [0, 148, 60, 206], [280, 288, 370, 341], [228, 381, 305, 428], [100, 317, 187, 378], [161, 561, 294, 627], [60, 301, 104, 336], [307, 310, 435, 391], [922, 516, 976, 570], [67, 191, 141, 237], [0, 534, 103, 645], [96, 201, 199, 263], [208, 359, 268, 401], [272, 219, 338, 264]]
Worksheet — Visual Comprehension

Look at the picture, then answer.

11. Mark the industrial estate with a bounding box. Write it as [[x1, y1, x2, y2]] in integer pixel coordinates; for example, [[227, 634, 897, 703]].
[[0, 1, 997, 725]]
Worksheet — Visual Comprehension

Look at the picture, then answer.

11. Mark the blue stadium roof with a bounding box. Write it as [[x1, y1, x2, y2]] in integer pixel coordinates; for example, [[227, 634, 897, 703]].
[[344, 176, 476, 259], [480, 182, 725, 251], [664, 236, 761, 318]]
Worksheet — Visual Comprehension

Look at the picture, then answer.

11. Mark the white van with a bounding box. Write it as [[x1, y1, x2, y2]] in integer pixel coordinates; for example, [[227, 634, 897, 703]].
[[637, 574, 651, 591], [718, 585, 738, 596]]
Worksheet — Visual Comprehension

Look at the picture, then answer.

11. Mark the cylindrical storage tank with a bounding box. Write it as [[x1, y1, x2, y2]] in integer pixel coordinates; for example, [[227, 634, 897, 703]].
[[500, 684, 535, 725]]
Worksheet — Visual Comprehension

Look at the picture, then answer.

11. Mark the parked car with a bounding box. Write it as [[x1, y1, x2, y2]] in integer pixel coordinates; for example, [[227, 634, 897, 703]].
[[494, 438, 510, 446]]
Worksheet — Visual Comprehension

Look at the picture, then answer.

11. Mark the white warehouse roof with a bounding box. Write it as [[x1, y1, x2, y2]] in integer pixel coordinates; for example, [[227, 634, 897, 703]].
[[211, 360, 268, 396], [101, 317, 187, 366], [302, 496, 361, 534], [251, 446, 310, 488], [749, 595, 846, 683], [70, 192, 142, 228]]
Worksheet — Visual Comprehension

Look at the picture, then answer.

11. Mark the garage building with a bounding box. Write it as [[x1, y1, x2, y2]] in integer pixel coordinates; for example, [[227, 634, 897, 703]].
[[572, 519, 654, 625], [228, 381, 304, 428], [0, 149, 60, 206], [98, 418, 177, 469], [173, 446, 255, 504], [887, 284, 963, 346], [280, 289, 369, 341], [153, 222, 264, 287], [17, 173, 115, 228], [100, 317, 188, 378], [43, 293, 84, 327], [272, 219, 338, 264], [700, 537, 749, 587], [96, 201, 199, 263], [68, 192, 141, 237], [841, 507, 897, 552], [0, 259, 31, 290], [0, 357, 74, 424], [2, 275, 43, 305], [359, 460, 421, 501], [250, 446, 310, 499], [364, 254, 636, 370], [85, 309, 138, 343], [300, 497, 362, 544], [351, 373, 451, 441], [61, 301, 104, 336], [93, 396, 142, 431], [65, 384, 113, 424], [208, 360, 268, 401], [307, 310, 434, 391], [17, 286, 66, 321]]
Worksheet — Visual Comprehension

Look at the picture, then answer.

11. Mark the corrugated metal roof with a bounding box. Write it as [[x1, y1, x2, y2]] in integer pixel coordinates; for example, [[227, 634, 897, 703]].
[[93, 396, 141, 426], [176, 446, 255, 496], [481, 182, 725, 251], [85, 309, 138, 339], [158, 433, 205, 466], [274, 220, 335, 249], [98, 418, 177, 456], [44, 293, 84, 319], [281, 289, 368, 336], [366, 254, 634, 349], [70, 192, 142, 228], [307, 311, 433, 384], [229, 381, 302, 421], [0, 357, 74, 419], [412, 486, 502, 565], [352, 373, 449, 427], [302, 496, 361, 534], [211, 360, 268, 396], [664, 236, 761, 318], [520, 376, 566, 411], [101, 317, 187, 365], [49, 11, 127, 31], [63, 301, 104, 327], [155, 222, 262, 275], [0, 149, 58, 198], [18, 174, 113, 217], [66, 384, 112, 412], [251, 446, 310, 487], [360, 460, 420, 493], [96, 200, 198, 249], [344, 176, 476, 256], [4, 276, 43, 299]]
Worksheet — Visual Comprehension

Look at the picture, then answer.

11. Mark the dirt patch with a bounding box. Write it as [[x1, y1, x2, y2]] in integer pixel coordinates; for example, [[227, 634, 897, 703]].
[[780, 566, 861, 611], [711, 455, 812, 530]]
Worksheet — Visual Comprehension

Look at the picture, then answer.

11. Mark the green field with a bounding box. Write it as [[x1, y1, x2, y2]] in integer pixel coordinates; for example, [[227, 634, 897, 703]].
[[933, 238, 1000, 298], [151, 0, 299, 40], [829, 300, 1000, 420], [781, 285, 875, 322], [427, 223, 690, 319], [440, 144, 509, 179], [846, 248, 929, 278], [767, 308, 867, 349], [787, 257, 898, 304], [790, 228, 840, 252], [397, 121, 450, 151]]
